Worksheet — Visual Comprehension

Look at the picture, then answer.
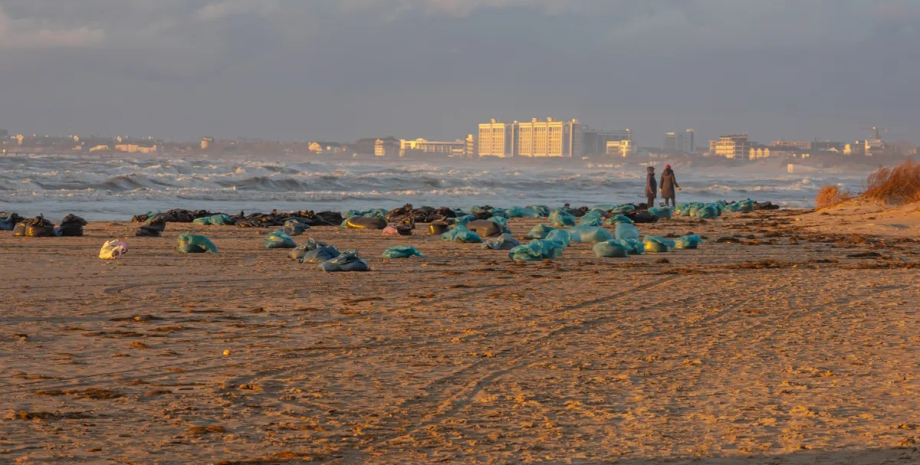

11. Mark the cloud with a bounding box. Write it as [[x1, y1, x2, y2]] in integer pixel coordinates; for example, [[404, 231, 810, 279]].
[[0, 5, 104, 50]]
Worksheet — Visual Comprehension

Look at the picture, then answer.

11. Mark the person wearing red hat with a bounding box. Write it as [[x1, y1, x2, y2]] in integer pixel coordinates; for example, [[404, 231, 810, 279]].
[[659, 164, 681, 207]]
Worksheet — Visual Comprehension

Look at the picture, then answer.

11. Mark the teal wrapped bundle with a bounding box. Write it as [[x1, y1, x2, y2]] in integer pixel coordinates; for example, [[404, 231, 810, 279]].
[[568, 225, 614, 244], [643, 235, 676, 253], [545, 229, 572, 246], [508, 240, 565, 262], [648, 207, 673, 219], [593, 240, 631, 258], [319, 250, 370, 272], [265, 230, 297, 249], [192, 214, 232, 226], [605, 214, 634, 226], [674, 234, 703, 250], [441, 226, 482, 243], [526, 224, 555, 240], [577, 213, 604, 227], [381, 245, 424, 259], [177, 233, 218, 254], [614, 223, 640, 242], [548, 209, 576, 228]]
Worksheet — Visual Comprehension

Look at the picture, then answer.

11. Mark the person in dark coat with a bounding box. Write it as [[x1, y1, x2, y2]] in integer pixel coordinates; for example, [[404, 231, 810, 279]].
[[645, 166, 657, 209], [659, 164, 680, 206]]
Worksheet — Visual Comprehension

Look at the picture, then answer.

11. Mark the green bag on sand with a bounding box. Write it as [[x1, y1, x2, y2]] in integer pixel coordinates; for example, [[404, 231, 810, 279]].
[[526, 224, 555, 240], [508, 240, 565, 262], [177, 233, 218, 253], [643, 235, 676, 253], [265, 230, 297, 249], [593, 240, 631, 258], [381, 245, 424, 259], [674, 234, 703, 250]]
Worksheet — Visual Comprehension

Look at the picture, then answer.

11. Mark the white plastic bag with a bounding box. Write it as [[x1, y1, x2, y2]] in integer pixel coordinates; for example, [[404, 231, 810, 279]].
[[99, 240, 128, 260]]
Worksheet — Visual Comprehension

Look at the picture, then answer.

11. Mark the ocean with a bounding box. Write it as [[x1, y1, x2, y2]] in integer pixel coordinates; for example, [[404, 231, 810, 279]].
[[0, 154, 867, 221]]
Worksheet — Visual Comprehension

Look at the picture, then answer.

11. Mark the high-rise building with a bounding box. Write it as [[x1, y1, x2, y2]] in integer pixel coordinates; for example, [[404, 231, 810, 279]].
[[478, 119, 516, 157], [710, 135, 752, 159], [664, 129, 694, 153], [465, 134, 476, 158], [374, 138, 400, 157], [201, 137, 214, 150], [515, 118, 582, 158]]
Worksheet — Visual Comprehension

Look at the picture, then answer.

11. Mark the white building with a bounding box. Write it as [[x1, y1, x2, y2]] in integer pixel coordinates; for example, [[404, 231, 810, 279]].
[[478, 119, 516, 158], [664, 129, 694, 153], [584, 128, 632, 157], [606, 140, 635, 157], [399, 138, 466, 157], [515, 118, 583, 158]]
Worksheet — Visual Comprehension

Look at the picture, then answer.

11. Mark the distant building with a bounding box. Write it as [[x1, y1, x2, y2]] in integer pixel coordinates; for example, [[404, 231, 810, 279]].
[[606, 140, 634, 157], [374, 138, 399, 157], [584, 128, 631, 157], [478, 119, 516, 158], [308, 141, 346, 155], [710, 135, 753, 159], [399, 138, 466, 157], [465, 134, 476, 157], [201, 137, 214, 150], [115, 143, 158, 154], [515, 118, 582, 158], [771, 140, 812, 150], [89, 145, 111, 152], [0, 129, 8, 138], [664, 129, 694, 153]]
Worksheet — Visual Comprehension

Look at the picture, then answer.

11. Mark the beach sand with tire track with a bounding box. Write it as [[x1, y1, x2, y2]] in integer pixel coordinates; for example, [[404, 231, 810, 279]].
[[2, 209, 919, 464]]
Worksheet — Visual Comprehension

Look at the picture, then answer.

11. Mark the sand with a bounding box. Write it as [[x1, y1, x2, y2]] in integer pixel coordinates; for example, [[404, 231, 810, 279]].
[[1, 209, 919, 464]]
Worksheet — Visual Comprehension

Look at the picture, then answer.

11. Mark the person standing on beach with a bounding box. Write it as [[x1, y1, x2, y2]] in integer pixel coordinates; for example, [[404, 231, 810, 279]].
[[659, 164, 680, 206], [645, 166, 657, 209]]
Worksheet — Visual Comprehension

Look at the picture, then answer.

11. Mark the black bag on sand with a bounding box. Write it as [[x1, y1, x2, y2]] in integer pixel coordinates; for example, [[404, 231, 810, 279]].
[[14, 215, 56, 237], [429, 221, 450, 235], [55, 214, 87, 237]]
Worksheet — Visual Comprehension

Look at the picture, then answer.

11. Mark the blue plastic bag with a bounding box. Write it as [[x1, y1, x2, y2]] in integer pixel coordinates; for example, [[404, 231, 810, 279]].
[[674, 234, 703, 250], [526, 224, 555, 240], [283, 219, 310, 236], [441, 226, 483, 243], [509, 240, 565, 262], [545, 229, 572, 246], [578, 213, 604, 227], [614, 223, 640, 241], [593, 240, 631, 258], [482, 234, 521, 251], [177, 233, 218, 254], [569, 225, 614, 244], [693, 205, 720, 219], [319, 250, 370, 272], [549, 209, 576, 228], [605, 214, 634, 226], [648, 207, 673, 219], [265, 231, 297, 249], [382, 245, 424, 259], [193, 214, 232, 226], [526, 205, 550, 217], [289, 238, 329, 261], [643, 235, 676, 253]]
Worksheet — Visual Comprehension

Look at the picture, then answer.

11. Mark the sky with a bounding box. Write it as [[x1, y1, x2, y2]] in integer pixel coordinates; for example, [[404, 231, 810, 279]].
[[0, 0, 918, 146]]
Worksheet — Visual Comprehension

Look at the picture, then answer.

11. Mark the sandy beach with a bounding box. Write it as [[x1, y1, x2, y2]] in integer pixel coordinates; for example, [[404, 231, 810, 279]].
[[2, 209, 919, 464]]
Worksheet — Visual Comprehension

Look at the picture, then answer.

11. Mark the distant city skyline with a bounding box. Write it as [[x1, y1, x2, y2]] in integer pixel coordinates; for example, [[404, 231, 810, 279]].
[[1, 1, 918, 144]]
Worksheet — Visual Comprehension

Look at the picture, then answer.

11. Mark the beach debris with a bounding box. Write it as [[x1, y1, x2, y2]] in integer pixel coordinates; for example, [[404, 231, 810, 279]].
[[526, 224, 555, 240], [614, 223, 641, 242], [265, 230, 297, 249], [319, 250, 370, 272], [223, 350, 230, 356], [176, 233, 218, 254], [643, 235, 676, 253], [568, 225, 614, 244], [282, 219, 310, 236], [549, 209, 576, 228], [674, 234, 703, 250], [136, 214, 166, 237], [605, 214, 634, 226], [509, 239, 565, 262], [545, 229, 572, 246], [481, 234, 521, 251], [99, 240, 129, 260], [468, 219, 504, 238], [593, 240, 631, 258], [192, 214, 233, 226], [342, 216, 387, 230], [648, 207, 673, 219], [55, 214, 87, 237], [441, 225, 483, 243], [13, 215, 56, 237], [381, 245, 424, 259]]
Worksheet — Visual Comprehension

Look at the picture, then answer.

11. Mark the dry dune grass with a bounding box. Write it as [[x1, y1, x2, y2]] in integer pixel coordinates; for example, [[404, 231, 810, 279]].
[[815, 184, 853, 210], [862, 160, 920, 204]]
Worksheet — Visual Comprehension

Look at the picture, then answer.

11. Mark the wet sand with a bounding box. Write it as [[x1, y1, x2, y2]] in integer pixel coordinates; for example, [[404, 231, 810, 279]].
[[2, 209, 919, 464]]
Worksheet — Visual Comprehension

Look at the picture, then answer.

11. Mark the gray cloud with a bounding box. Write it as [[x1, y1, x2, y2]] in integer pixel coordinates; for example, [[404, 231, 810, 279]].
[[0, 0, 917, 144]]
